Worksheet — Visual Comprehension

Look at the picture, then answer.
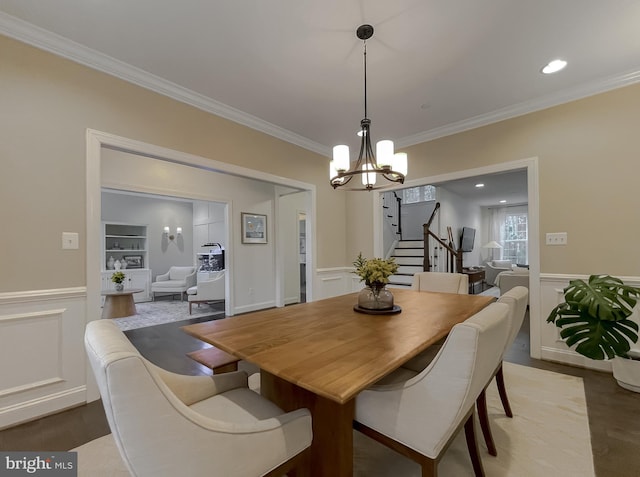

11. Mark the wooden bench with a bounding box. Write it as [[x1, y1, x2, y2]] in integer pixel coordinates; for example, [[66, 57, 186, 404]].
[[187, 346, 240, 374]]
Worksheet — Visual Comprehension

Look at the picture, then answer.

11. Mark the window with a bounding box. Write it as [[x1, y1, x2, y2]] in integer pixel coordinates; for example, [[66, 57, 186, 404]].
[[502, 213, 528, 264], [401, 185, 436, 204]]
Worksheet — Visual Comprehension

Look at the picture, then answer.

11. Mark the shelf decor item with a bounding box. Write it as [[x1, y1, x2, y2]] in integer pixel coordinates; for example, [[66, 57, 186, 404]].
[[111, 271, 126, 292], [353, 253, 399, 312]]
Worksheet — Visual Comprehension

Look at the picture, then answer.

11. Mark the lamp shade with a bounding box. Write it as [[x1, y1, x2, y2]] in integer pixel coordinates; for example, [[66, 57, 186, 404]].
[[376, 140, 394, 168], [482, 241, 503, 249], [361, 163, 377, 187], [332, 145, 350, 172], [393, 152, 408, 175]]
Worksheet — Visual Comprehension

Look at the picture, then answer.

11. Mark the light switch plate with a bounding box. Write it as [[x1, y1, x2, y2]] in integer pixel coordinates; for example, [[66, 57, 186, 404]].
[[62, 232, 79, 249], [546, 232, 567, 245]]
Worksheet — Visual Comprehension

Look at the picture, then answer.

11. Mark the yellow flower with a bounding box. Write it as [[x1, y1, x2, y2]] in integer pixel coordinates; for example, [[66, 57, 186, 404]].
[[353, 253, 398, 285]]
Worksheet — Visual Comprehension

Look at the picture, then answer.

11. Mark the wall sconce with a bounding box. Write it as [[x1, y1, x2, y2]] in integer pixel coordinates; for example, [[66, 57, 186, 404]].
[[163, 226, 182, 241]]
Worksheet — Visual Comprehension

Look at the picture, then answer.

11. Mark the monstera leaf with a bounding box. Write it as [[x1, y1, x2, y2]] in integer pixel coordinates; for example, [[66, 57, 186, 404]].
[[547, 275, 640, 360], [562, 275, 640, 321], [549, 303, 638, 360]]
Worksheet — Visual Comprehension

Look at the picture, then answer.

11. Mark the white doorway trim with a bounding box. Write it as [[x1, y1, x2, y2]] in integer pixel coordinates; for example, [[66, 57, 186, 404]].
[[373, 157, 541, 359], [86, 129, 317, 398]]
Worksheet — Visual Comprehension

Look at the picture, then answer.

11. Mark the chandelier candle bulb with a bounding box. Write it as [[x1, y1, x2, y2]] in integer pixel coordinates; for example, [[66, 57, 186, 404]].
[[376, 140, 394, 168], [362, 164, 377, 187], [332, 145, 350, 171], [393, 152, 408, 175]]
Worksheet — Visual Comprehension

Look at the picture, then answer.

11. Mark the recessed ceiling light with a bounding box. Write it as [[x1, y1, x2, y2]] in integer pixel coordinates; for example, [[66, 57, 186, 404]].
[[475, 183, 484, 188], [499, 200, 507, 203], [542, 59, 567, 74]]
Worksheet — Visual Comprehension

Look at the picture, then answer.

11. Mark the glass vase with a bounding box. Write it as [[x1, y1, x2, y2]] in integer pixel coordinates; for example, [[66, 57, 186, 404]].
[[358, 282, 394, 310]]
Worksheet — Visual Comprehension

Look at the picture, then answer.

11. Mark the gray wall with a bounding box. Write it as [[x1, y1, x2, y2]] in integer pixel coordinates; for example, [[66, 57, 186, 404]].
[[101, 191, 194, 280]]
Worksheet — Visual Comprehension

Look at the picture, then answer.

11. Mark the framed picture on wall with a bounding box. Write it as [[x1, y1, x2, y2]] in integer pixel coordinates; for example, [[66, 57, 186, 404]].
[[241, 213, 267, 244], [123, 255, 144, 269]]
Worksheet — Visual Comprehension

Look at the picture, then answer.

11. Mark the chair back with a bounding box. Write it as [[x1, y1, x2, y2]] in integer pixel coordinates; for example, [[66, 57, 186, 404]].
[[356, 302, 510, 458], [168, 266, 195, 280], [497, 285, 529, 352], [411, 271, 469, 294]]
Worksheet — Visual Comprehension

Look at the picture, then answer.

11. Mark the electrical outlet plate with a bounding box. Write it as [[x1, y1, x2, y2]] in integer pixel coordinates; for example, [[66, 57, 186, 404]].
[[546, 232, 567, 245]]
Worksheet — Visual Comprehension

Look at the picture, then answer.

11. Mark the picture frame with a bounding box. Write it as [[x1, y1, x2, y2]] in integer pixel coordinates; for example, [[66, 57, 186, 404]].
[[123, 255, 144, 269], [241, 213, 267, 244]]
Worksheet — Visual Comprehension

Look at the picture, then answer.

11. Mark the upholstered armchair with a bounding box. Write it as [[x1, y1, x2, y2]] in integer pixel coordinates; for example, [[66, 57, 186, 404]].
[[84, 320, 312, 477], [187, 270, 225, 314], [354, 302, 510, 477], [151, 266, 196, 301], [411, 271, 469, 294], [484, 260, 512, 286]]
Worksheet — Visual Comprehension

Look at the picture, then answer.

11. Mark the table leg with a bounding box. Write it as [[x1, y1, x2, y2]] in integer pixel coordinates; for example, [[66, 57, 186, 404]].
[[260, 370, 355, 477]]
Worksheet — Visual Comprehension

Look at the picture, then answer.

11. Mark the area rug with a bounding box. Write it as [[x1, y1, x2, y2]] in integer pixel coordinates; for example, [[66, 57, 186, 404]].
[[111, 300, 224, 331], [71, 362, 594, 476]]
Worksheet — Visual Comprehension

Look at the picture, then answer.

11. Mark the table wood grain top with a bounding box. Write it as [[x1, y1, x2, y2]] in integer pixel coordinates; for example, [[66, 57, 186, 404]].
[[183, 288, 494, 404]]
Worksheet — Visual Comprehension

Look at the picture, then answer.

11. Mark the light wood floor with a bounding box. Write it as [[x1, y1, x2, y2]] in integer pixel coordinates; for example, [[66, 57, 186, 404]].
[[1, 312, 639, 477]]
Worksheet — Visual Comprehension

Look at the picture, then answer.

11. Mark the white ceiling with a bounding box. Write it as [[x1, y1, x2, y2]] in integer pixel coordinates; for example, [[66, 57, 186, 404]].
[[0, 1, 637, 204]]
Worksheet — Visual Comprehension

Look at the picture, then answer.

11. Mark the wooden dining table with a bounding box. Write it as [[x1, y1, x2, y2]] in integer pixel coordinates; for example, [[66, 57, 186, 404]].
[[182, 288, 494, 477]]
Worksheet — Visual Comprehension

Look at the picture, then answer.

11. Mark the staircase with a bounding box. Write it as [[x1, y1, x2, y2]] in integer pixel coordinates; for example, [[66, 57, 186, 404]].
[[388, 240, 424, 288]]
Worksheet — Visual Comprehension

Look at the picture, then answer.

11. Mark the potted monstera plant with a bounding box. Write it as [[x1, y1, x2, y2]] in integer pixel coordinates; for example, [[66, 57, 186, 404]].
[[547, 274, 640, 392]]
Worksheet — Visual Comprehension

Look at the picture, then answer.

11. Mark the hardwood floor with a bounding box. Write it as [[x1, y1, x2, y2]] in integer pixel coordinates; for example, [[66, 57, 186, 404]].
[[1, 311, 639, 477]]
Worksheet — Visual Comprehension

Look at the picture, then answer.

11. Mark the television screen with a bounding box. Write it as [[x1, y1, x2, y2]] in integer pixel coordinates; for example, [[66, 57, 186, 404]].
[[460, 227, 475, 252]]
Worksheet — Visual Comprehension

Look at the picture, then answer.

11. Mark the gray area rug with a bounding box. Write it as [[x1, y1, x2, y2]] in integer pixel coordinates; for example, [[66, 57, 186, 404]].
[[111, 300, 224, 331], [72, 362, 594, 476]]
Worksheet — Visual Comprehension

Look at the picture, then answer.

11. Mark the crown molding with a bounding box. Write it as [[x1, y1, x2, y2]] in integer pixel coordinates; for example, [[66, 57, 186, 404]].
[[3, 12, 640, 156], [397, 68, 640, 148], [0, 12, 330, 157]]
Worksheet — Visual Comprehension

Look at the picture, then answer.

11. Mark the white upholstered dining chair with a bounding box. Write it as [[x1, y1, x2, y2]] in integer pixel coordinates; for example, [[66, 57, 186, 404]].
[[476, 285, 529, 456], [354, 302, 510, 477], [84, 320, 312, 477], [403, 271, 470, 373], [411, 271, 469, 294]]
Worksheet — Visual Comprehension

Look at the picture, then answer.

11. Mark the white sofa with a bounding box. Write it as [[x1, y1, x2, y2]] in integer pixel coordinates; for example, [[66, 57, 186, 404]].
[[496, 267, 530, 302], [151, 266, 196, 301], [484, 259, 512, 286]]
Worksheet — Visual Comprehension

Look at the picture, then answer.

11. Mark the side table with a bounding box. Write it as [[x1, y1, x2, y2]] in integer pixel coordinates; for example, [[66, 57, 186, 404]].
[[101, 289, 144, 319], [461, 268, 486, 295]]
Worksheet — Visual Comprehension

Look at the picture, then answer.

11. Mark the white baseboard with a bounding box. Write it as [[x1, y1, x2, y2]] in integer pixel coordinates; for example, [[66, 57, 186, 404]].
[[0, 386, 86, 431]]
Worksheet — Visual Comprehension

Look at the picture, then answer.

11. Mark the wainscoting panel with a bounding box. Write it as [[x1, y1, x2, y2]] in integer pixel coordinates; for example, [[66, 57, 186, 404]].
[[539, 274, 640, 373], [315, 268, 361, 300], [0, 288, 87, 430]]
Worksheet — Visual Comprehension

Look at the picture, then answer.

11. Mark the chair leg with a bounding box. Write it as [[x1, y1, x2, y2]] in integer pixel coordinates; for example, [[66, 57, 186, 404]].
[[476, 388, 497, 456], [420, 458, 437, 477], [189, 302, 192, 315], [496, 362, 513, 418], [464, 411, 485, 477]]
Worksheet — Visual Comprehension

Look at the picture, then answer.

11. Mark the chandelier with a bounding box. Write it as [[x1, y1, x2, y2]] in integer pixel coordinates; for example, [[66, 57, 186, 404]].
[[330, 24, 407, 191]]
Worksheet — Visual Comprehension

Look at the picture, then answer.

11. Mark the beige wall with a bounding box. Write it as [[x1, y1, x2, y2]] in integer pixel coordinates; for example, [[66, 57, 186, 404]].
[[3, 32, 640, 294], [348, 84, 640, 276], [0, 35, 346, 292]]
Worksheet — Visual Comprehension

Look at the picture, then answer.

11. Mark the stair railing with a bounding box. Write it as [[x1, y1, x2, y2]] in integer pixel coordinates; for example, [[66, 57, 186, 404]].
[[393, 192, 402, 240], [422, 202, 463, 273]]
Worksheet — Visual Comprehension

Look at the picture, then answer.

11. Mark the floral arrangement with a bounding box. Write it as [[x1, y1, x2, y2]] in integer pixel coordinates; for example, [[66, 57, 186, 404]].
[[353, 252, 398, 286], [111, 271, 126, 284]]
